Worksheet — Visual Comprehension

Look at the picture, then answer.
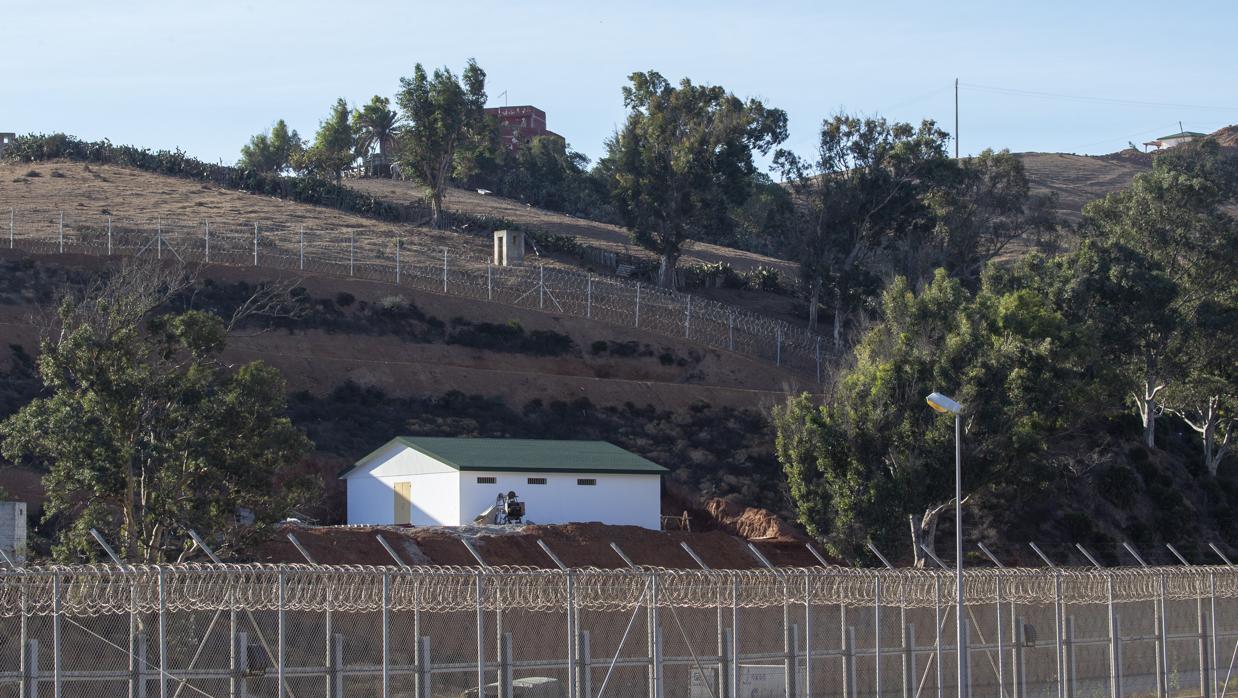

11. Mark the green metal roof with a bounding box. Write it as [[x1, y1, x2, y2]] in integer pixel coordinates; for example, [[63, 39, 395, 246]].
[[347, 437, 668, 476], [1153, 131, 1207, 140]]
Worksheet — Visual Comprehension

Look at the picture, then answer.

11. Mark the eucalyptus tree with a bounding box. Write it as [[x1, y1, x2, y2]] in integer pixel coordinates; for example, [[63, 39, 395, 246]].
[[775, 114, 949, 342], [605, 71, 787, 288], [297, 98, 355, 181], [396, 59, 487, 228]]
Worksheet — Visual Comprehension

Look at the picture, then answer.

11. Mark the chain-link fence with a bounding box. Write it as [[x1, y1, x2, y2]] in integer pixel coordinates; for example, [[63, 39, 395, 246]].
[[2, 563, 1237, 697], [0, 207, 826, 380]]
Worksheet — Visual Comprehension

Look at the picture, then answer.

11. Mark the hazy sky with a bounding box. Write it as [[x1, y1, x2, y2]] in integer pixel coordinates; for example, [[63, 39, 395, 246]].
[[4, 0, 1237, 169]]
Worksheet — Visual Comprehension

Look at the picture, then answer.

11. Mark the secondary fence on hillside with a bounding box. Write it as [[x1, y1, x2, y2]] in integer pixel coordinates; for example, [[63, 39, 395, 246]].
[[0, 208, 826, 380], [2, 563, 1237, 697]]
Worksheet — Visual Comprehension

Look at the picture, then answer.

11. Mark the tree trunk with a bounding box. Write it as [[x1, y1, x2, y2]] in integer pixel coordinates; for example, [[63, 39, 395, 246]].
[[832, 287, 844, 351], [807, 278, 821, 331], [1134, 382, 1164, 449], [657, 252, 679, 289], [431, 186, 445, 229]]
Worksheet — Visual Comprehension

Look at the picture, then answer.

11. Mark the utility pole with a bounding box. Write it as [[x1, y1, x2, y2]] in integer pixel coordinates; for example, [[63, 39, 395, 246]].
[[955, 78, 960, 160]]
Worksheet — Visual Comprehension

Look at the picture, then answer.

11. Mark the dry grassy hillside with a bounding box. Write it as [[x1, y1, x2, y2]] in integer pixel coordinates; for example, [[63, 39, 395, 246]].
[[347, 177, 800, 276], [1014, 151, 1150, 224]]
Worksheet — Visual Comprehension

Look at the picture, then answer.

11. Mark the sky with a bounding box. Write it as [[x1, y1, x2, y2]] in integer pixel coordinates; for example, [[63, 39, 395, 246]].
[[4, 0, 1238, 169]]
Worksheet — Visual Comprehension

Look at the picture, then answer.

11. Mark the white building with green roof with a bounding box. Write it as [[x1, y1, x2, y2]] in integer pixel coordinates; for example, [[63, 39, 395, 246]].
[[1143, 130, 1207, 150], [341, 437, 668, 529]]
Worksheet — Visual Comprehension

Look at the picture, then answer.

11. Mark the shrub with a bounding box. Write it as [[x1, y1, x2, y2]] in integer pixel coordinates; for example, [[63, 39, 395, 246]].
[[590, 340, 609, 355], [335, 292, 355, 308]]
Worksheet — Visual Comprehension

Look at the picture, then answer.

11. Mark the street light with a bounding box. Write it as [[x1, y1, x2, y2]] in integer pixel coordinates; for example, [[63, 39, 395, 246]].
[[926, 391, 967, 697]]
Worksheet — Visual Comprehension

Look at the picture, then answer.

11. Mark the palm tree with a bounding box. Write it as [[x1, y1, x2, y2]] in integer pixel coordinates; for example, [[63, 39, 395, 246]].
[[352, 96, 401, 169]]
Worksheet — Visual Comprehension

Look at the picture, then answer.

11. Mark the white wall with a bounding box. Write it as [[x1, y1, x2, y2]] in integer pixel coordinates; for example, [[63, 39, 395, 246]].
[[345, 446, 460, 525], [458, 471, 662, 529]]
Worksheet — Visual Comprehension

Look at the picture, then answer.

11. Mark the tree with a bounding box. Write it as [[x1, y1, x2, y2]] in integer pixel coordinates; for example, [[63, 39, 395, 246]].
[[239, 119, 302, 174], [920, 149, 1058, 286], [352, 95, 401, 165], [0, 262, 316, 562], [296, 98, 355, 181], [1078, 139, 1238, 448], [396, 59, 487, 228], [775, 263, 1093, 565], [605, 71, 787, 288], [775, 115, 949, 342]]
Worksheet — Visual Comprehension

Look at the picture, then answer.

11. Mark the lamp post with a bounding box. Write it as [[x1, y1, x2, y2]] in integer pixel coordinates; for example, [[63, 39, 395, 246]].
[[926, 391, 966, 697]]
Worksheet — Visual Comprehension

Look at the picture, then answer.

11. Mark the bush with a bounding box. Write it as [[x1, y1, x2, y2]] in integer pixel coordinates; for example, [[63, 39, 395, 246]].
[[335, 292, 355, 308]]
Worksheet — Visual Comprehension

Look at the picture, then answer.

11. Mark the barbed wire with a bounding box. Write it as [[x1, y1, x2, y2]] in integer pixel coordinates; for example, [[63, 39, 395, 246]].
[[2, 563, 1234, 618]]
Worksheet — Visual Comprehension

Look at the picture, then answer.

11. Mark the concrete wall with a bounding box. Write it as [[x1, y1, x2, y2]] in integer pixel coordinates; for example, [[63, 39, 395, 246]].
[[0, 501, 27, 563], [458, 471, 662, 529]]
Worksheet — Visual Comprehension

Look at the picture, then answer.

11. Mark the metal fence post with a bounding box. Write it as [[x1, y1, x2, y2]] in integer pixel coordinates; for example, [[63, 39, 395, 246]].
[[904, 623, 917, 698], [136, 635, 148, 698], [843, 626, 857, 698], [253, 223, 258, 266], [732, 576, 740, 695], [25, 639, 39, 698], [935, 576, 944, 698], [649, 572, 663, 698], [487, 262, 493, 301], [1209, 572, 1218, 698], [395, 238, 401, 284], [8, 207, 13, 249], [721, 627, 733, 698], [995, 574, 1005, 698], [776, 324, 782, 366], [874, 576, 882, 698], [157, 218, 162, 260], [159, 568, 168, 698], [19, 579, 28, 698], [59, 209, 64, 253], [1158, 574, 1169, 698], [728, 310, 734, 351], [804, 573, 812, 698], [1064, 616, 1076, 698], [566, 569, 577, 698], [1014, 616, 1027, 698], [204, 220, 210, 263], [476, 571, 486, 698], [234, 631, 249, 698], [382, 573, 391, 698], [416, 637, 432, 698], [107, 216, 113, 255], [1198, 594, 1211, 698], [685, 294, 692, 338], [298, 226, 304, 271], [635, 283, 641, 328], [329, 634, 344, 698], [1053, 572, 1064, 698], [786, 623, 799, 698], [350, 234, 355, 276], [1110, 611, 1122, 698], [52, 573, 61, 698], [539, 264, 545, 309], [277, 571, 285, 698], [586, 276, 592, 319], [443, 248, 449, 293], [500, 632, 514, 698], [577, 630, 591, 698]]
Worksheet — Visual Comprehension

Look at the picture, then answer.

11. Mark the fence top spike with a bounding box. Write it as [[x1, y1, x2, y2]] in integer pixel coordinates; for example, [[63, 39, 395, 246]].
[[89, 528, 124, 565], [746, 542, 776, 570], [1121, 541, 1149, 568], [1209, 542, 1235, 566], [1165, 543, 1192, 566], [609, 542, 638, 570], [976, 542, 1006, 568], [460, 538, 489, 568], [187, 529, 224, 565], [1074, 543, 1104, 569], [918, 543, 950, 571], [1028, 541, 1058, 569], [535, 539, 568, 572], [865, 541, 895, 570], [375, 534, 410, 568], [285, 532, 317, 565], [804, 543, 830, 568], [679, 542, 711, 570]]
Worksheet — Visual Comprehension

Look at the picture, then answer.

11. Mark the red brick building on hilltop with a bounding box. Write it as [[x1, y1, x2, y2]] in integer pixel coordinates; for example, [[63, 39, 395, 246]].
[[485, 105, 565, 153]]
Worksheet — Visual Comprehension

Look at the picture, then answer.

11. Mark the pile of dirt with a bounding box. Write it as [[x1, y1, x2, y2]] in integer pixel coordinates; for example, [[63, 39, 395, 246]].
[[701, 498, 806, 542], [247, 521, 833, 569]]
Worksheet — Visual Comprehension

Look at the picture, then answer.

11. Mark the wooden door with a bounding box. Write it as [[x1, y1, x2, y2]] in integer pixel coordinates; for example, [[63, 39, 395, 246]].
[[393, 482, 411, 524]]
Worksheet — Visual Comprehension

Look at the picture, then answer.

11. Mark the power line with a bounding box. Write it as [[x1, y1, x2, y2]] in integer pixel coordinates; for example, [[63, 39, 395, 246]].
[[961, 82, 1238, 113]]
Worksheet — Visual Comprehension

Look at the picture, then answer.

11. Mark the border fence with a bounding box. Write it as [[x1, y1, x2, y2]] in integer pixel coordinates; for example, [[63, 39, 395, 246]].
[[2, 562, 1237, 697], [0, 207, 826, 380]]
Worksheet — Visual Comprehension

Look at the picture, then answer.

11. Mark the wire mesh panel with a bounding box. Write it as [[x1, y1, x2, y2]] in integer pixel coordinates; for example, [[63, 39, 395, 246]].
[[0, 207, 830, 380]]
